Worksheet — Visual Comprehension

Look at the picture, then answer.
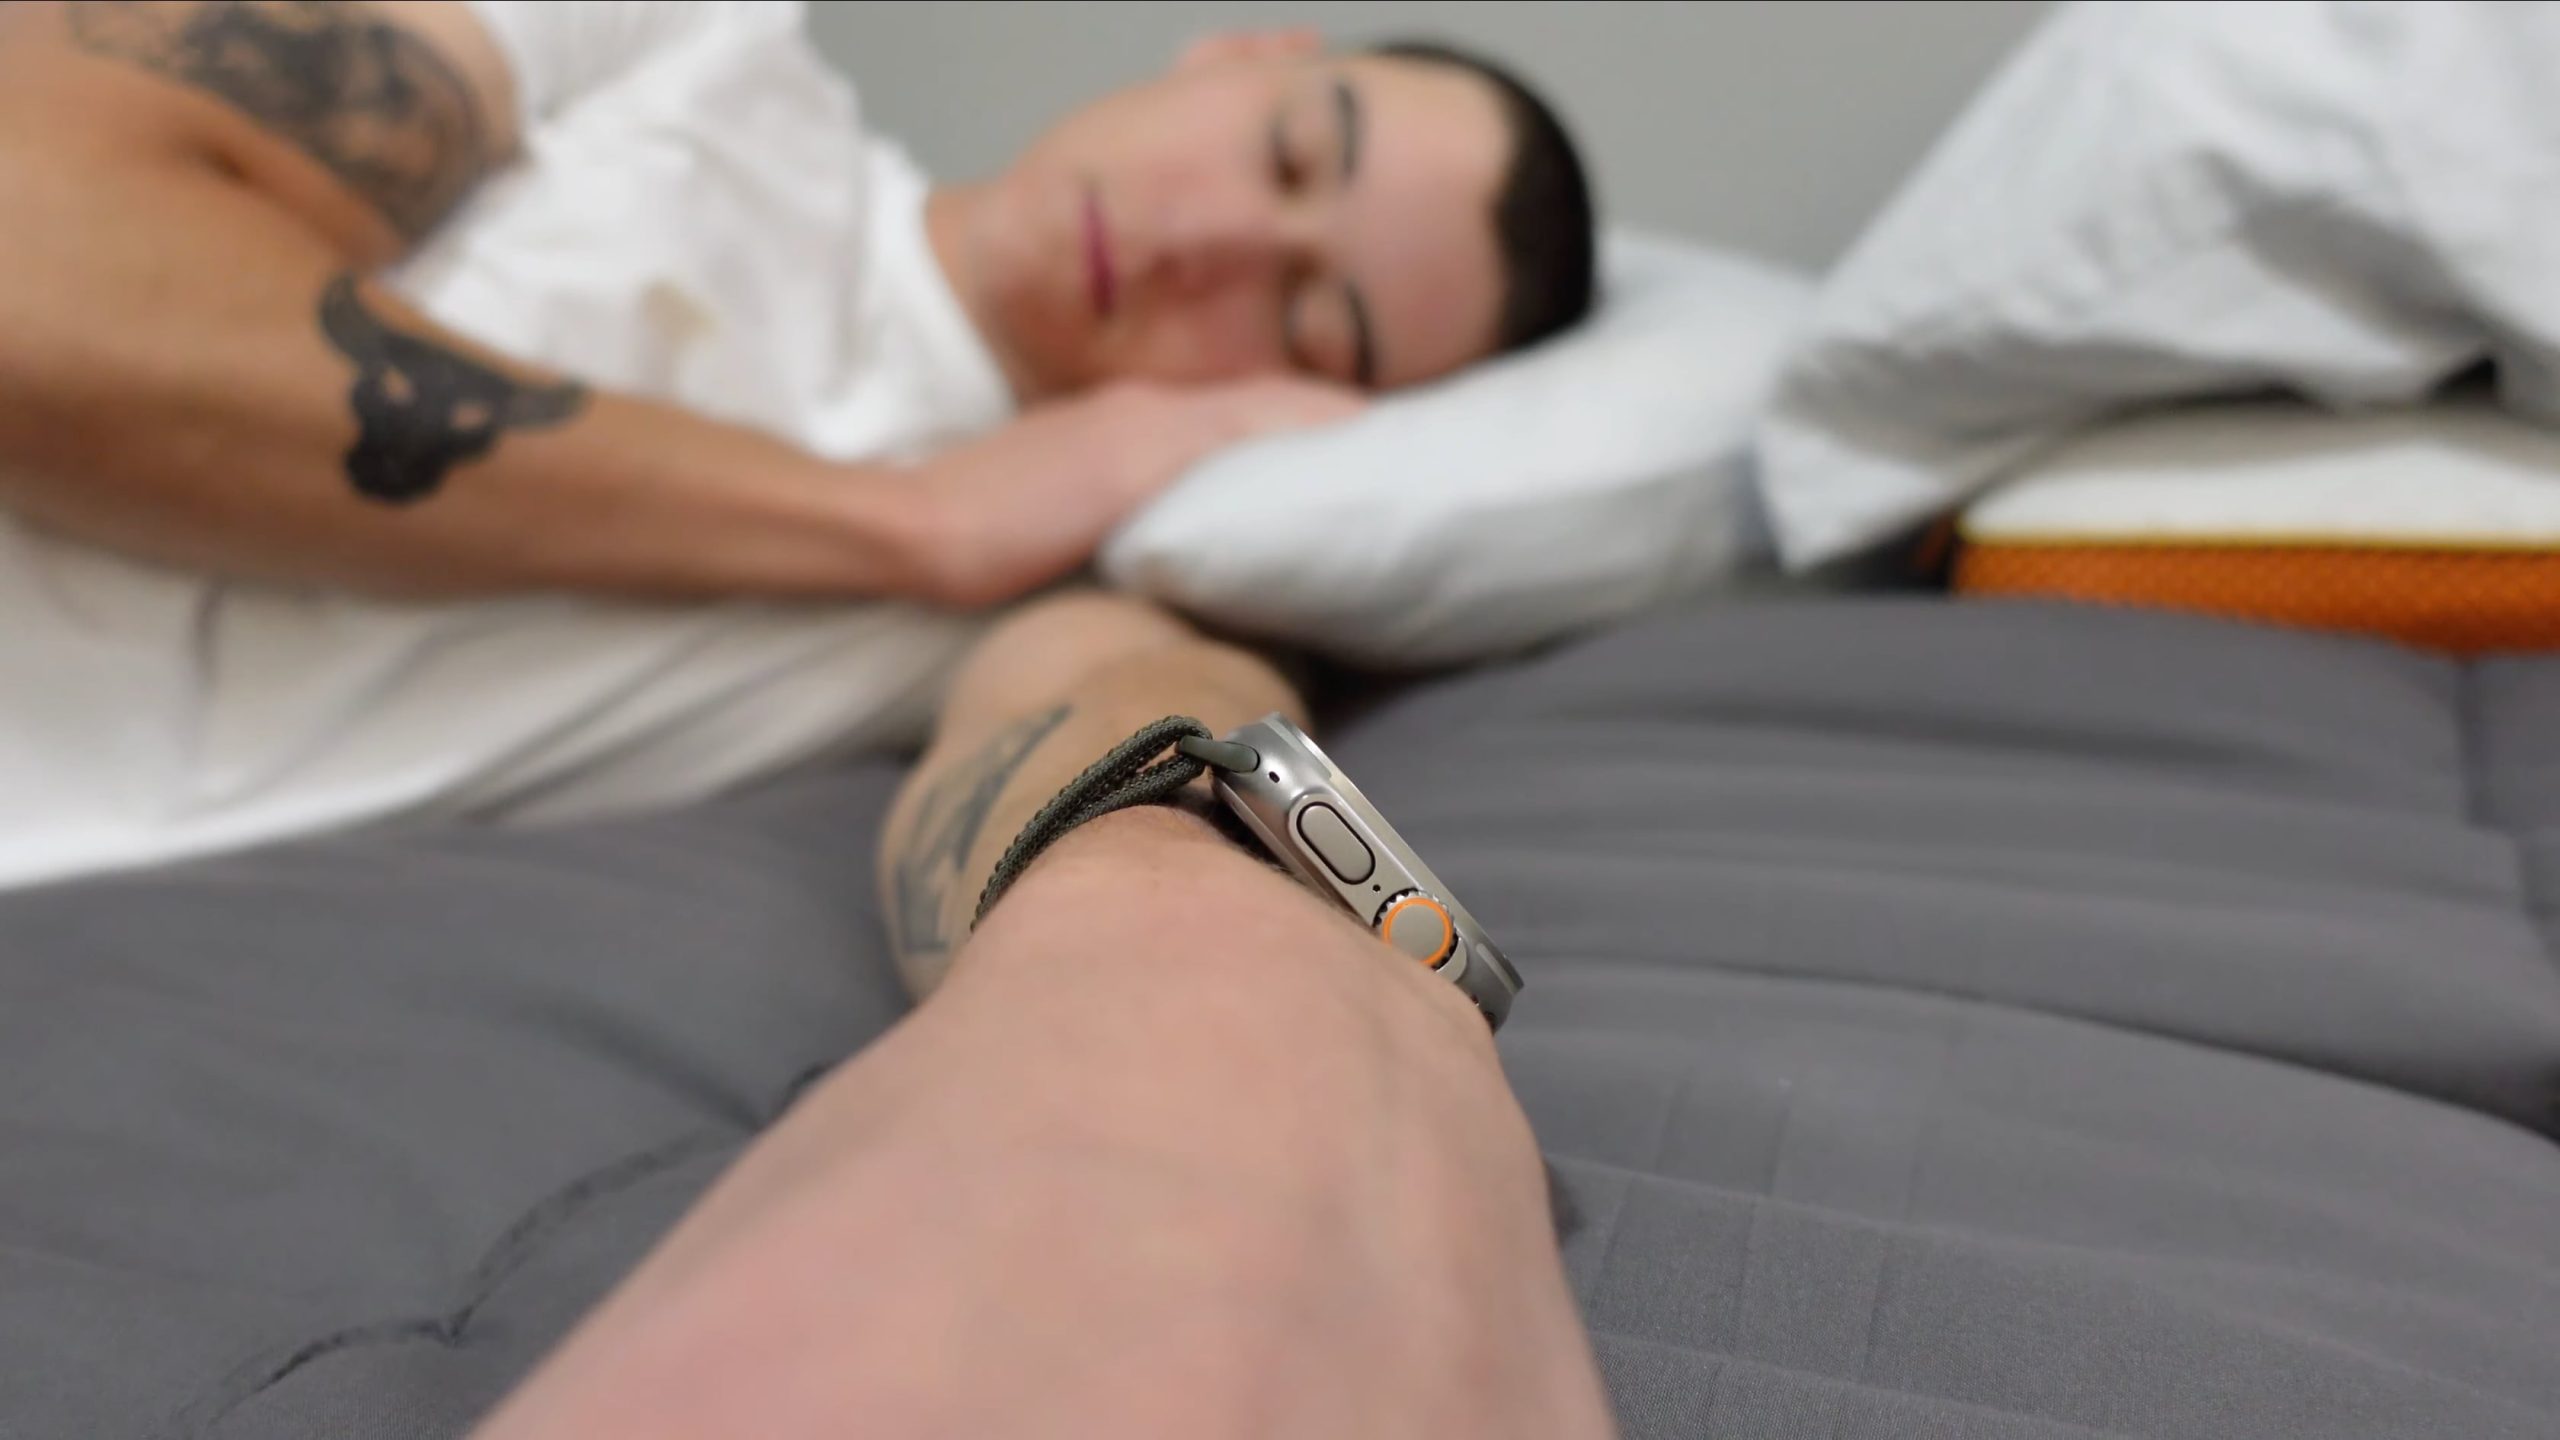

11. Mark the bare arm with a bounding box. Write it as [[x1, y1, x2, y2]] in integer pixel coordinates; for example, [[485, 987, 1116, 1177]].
[[0, 3, 1356, 602], [475, 593, 1614, 1438]]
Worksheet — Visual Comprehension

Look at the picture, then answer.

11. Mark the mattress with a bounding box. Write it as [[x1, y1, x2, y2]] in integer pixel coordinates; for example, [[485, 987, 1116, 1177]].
[[4, 598, 2557, 1439]]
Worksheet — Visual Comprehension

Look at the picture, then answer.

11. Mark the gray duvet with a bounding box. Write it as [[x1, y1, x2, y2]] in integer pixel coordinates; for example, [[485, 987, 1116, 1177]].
[[4, 598, 2557, 1439]]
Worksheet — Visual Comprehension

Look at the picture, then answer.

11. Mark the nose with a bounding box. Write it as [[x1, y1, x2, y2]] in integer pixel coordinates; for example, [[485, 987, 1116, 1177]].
[[1137, 181, 1311, 296]]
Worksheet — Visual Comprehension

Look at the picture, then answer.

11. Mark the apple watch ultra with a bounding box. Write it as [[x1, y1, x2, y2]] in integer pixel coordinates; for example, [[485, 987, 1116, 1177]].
[[973, 713, 1523, 1029]]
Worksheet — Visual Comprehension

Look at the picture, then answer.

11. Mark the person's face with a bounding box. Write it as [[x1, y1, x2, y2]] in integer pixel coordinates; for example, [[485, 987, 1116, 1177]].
[[959, 35, 1509, 396]]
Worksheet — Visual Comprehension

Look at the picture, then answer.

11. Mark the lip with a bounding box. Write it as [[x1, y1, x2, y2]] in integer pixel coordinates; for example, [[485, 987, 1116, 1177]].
[[1080, 181, 1116, 319]]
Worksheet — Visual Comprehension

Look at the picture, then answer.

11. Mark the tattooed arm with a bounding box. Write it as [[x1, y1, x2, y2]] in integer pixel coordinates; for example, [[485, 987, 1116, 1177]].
[[54, 0, 515, 256], [0, 1, 883, 597], [0, 3, 1322, 602], [879, 592, 1308, 997]]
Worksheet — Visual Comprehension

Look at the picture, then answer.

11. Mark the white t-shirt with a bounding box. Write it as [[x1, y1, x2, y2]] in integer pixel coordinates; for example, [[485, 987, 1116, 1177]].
[[0, 0, 1013, 889]]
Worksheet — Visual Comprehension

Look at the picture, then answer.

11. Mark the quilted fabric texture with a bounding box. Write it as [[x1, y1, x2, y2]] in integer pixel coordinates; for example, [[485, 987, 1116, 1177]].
[[0, 771, 911, 1440], [5, 599, 2559, 1439], [1335, 603, 2560, 1436]]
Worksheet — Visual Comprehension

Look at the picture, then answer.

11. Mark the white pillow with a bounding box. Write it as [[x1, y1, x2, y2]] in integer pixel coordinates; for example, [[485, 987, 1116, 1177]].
[[1756, 0, 2560, 571], [1099, 233, 1809, 667]]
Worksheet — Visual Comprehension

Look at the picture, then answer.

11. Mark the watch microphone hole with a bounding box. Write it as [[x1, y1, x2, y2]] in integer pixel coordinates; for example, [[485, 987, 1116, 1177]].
[[1268, 771, 1280, 782]]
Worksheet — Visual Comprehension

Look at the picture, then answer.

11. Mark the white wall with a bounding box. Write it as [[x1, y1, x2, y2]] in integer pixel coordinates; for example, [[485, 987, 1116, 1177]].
[[806, 0, 2049, 270]]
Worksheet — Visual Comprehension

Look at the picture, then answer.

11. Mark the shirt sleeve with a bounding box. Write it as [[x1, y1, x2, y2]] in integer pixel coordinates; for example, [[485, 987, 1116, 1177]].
[[463, 0, 804, 125]]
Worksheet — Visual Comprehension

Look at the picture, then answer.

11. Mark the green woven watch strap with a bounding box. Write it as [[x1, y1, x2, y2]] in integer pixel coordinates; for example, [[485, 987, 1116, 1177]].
[[972, 715, 1233, 928]]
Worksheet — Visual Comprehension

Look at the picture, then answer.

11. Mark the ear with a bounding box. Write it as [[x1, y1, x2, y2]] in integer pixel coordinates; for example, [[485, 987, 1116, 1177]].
[[1172, 28, 1322, 74]]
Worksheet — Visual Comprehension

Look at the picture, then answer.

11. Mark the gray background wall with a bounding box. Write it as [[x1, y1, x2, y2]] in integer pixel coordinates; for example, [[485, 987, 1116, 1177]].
[[806, 1, 2050, 272]]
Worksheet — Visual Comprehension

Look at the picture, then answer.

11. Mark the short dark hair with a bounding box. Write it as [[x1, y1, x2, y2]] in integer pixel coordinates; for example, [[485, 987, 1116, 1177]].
[[1371, 39, 1598, 354]]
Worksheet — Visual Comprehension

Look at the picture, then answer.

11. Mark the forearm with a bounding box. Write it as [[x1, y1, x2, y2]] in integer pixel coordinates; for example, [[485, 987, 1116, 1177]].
[[479, 592, 1613, 1437], [483, 809, 1611, 1440], [0, 152, 934, 601]]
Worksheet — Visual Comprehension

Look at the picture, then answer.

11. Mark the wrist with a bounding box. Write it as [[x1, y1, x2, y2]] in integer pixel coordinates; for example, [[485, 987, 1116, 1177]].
[[967, 801, 1498, 1062], [890, 451, 1039, 610], [809, 457, 950, 603]]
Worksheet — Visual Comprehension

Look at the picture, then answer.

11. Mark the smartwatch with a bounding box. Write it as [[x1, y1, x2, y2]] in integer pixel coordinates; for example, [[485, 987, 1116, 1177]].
[[974, 712, 1523, 1029], [1194, 715, 1524, 1029]]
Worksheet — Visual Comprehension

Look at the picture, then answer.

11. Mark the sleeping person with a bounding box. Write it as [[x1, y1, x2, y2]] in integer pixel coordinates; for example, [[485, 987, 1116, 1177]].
[[0, 1, 1595, 889]]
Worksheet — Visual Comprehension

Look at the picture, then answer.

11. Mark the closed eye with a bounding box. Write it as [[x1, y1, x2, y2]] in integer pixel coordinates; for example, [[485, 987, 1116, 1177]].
[[1280, 282, 1313, 375], [1267, 111, 1305, 193], [1281, 279, 1369, 388]]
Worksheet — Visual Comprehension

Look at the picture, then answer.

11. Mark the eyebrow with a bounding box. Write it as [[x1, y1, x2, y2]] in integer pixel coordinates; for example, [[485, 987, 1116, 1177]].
[[1345, 282, 1377, 389], [1334, 76, 1361, 182]]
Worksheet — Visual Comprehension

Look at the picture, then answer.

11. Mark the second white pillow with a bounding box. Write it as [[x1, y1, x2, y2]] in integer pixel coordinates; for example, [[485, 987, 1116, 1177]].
[[1756, 0, 2560, 571]]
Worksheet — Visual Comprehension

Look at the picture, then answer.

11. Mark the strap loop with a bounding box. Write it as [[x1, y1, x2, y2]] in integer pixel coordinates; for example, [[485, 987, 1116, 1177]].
[[973, 716, 1214, 927]]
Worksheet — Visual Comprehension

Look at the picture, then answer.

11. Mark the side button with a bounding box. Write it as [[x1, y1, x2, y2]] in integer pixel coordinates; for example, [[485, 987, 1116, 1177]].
[[1294, 802, 1374, 884]]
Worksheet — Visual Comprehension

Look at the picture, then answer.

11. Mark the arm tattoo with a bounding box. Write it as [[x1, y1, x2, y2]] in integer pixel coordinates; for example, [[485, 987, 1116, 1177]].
[[890, 705, 1073, 962], [318, 274, 586, 504], [67, 0, 489, 239]]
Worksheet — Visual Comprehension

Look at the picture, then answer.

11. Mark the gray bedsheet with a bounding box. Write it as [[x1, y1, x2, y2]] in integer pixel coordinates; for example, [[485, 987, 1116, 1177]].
[[4, 598, 2557, 1439]]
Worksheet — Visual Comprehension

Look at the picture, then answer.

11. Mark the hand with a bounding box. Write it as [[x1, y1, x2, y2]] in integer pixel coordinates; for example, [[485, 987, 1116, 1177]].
[[909, 377, 1363, 609]]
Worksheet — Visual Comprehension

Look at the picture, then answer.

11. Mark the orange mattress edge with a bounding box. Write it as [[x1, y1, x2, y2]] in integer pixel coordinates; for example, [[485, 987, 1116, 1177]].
[[1955, 542, 2560, 655]]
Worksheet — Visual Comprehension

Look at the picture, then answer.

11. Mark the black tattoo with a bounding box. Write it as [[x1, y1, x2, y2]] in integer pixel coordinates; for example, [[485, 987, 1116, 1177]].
[[890, 705, 1073, 960], [68, 0, 488, 239], [317, 274, 586, 504]]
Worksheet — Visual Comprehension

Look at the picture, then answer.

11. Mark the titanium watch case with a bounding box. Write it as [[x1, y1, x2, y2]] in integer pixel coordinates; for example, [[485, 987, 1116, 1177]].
[[1205, 715, 1524, 1028]]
